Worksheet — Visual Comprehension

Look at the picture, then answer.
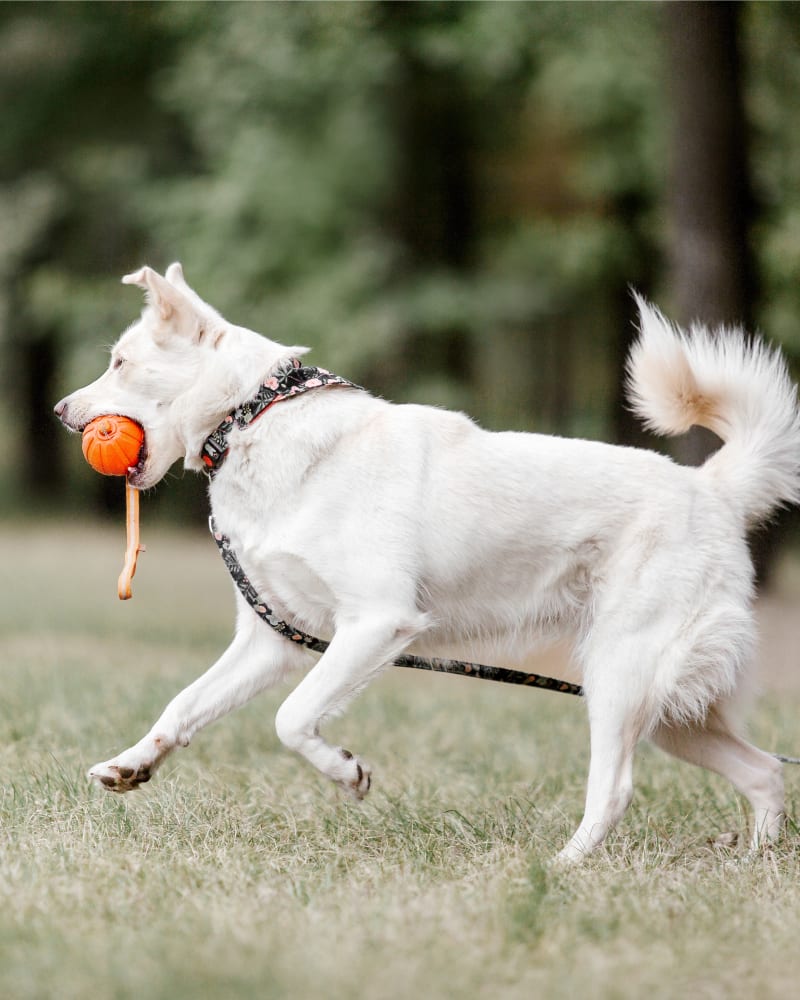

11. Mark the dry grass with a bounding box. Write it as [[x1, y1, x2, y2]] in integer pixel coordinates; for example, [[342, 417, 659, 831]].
[[1, 520, 799, 999]]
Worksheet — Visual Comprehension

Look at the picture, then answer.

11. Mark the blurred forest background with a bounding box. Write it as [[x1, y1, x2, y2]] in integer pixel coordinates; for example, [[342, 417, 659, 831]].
[[2, 0, 800, 552]]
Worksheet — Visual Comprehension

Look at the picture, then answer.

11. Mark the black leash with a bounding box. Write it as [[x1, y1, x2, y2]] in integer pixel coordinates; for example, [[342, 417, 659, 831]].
[[202, 359, 800, 762], [209, 520, 584, 697], [210, 524, 800, 761]]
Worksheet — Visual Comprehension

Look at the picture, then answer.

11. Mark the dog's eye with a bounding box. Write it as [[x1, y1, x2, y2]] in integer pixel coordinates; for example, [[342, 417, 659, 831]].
[[112, 356, 125, 371]]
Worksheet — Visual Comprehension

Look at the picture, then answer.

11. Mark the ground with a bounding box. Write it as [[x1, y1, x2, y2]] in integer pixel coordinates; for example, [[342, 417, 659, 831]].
[[0, 520, 798, 999]]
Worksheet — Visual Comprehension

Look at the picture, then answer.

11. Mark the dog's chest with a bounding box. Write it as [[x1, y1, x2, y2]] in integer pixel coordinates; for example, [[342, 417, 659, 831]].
[[208, 456, 341, 633]]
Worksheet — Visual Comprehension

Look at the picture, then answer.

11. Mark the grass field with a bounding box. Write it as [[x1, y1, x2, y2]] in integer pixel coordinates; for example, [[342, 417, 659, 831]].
[[1, 519, 799, 999]]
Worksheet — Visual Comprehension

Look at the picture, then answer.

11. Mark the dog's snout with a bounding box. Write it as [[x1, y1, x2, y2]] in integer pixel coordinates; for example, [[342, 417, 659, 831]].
[[54, 396, 80, 429]]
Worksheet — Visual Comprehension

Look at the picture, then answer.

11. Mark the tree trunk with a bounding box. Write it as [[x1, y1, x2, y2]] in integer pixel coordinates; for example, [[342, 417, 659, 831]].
[[372, 2, 477, 402], [19, 331, 64, 496], [665, 2, 786, 580], [665, 1, 754, 466]]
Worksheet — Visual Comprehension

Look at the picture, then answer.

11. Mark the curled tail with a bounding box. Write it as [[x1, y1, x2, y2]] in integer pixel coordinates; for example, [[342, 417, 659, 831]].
[[626, 294, 800, 524]]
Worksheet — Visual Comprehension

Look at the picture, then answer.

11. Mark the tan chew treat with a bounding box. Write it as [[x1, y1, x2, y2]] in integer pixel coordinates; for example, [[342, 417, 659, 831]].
[[117, 481, 144, 600]]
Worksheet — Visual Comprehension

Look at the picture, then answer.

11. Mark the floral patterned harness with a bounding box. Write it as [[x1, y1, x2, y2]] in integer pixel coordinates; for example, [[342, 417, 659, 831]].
[[201, 358, 359, 474]]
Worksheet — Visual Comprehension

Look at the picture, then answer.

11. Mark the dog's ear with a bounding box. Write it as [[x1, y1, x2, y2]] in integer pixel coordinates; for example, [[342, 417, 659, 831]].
[[122, 266, 201, 338], [123, 266, 184, 322], [165, 261, 189, 291], [164, 261, 215, 317]]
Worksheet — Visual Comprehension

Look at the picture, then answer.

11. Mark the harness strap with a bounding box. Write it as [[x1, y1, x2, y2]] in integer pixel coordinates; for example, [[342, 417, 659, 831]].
[[209, 519, 585, 697], [211, 521, 330, 654]]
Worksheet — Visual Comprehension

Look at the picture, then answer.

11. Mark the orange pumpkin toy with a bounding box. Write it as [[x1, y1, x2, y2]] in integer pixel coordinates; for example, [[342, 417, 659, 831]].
[[81, 415, 144, 476], [81, 415, 146, 600]]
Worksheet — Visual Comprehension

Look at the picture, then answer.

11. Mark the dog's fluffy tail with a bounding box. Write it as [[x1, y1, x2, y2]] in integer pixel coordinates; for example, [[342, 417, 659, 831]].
[[626, 294, 800, 524]]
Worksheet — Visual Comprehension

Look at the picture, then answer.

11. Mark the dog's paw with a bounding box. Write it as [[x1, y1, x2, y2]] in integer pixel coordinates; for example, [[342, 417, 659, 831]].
[[338, 748, 372, 800], [549, 850, 579, 868], [550, 840, 592, 867], [88, 759, 153, 793]]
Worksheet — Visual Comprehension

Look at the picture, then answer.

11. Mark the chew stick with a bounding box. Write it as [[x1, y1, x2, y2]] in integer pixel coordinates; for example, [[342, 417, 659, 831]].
[[117, 481, 144, 600]]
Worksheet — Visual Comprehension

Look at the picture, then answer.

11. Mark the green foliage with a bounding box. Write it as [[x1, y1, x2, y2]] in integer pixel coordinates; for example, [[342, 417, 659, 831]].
[[148, 3, 397, 355], [1, 1, 800, 511], [0, 1, 181, 335]]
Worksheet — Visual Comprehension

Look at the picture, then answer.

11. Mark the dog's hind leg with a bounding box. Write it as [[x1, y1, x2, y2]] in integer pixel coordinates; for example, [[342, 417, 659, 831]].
[[651, 704, 785, 849], [555, 684, 648, 864], [275, 609, 427, 798], [88, 602, 308, 793], [553, 624, 662, 864]]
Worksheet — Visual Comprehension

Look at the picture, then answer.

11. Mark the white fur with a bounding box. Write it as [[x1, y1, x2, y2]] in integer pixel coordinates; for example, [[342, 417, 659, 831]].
[[54, 264, 800, 862]]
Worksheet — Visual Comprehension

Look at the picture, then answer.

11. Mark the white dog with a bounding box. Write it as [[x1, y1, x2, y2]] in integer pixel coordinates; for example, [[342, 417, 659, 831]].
[[54, 264, 800, 862]]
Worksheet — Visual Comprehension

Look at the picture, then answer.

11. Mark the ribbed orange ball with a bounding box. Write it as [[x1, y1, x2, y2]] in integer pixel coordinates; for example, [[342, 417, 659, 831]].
[[81, 415, 144, 476]]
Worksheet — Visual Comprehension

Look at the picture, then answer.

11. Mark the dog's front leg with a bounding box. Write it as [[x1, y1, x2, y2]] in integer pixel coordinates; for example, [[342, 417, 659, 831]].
[[274, 609, 427, 798], [88, 610, 308, 793]]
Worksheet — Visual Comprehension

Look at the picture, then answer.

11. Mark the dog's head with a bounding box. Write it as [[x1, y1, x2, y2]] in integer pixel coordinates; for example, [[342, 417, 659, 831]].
[[54, 263, 302, 488]]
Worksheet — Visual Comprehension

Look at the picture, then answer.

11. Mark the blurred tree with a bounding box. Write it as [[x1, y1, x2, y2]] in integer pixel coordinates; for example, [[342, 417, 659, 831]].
[[146, 1, 538, 415], [749, 1, 800, 357], [1, 0, 799, 534], [144, 2, 400, 375], [667, 1, 754, 328], [147, 1, 663, 440], [664, 1, 793, 579], [665, 0, 754, 466], [0, 1, 184, 510], [369, 0, 479, 398], [471, 1, 663, 441]]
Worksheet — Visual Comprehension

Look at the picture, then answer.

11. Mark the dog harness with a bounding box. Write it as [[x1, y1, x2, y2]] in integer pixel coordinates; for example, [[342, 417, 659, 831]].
[[201, 359, 585, 697], [201, 358, 361, 476]]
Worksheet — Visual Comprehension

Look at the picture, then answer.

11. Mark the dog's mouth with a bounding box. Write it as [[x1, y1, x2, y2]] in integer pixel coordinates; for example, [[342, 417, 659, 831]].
[[126, 439, 148, 485], [56, 407, 149, 485]]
